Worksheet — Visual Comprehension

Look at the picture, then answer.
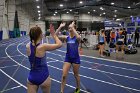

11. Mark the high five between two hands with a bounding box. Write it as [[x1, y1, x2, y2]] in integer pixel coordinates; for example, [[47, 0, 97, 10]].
[[49, 21, 76, 37], [59, 21, 75, 29]]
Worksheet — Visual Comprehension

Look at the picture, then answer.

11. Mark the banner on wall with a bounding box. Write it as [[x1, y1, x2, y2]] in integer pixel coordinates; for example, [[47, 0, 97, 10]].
[[13, 11, 20, 38]]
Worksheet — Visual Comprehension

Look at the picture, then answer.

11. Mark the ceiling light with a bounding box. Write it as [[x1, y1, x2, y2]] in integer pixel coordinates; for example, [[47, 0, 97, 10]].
[[55, 11, 58, 13], [103, 12, 106, 15], [39, 14, 41, 16], [79, 1, 83, 4], [100, 7, 102, 10], [54, 14, 56, 16], [88, 12, 90, 14], [60, 4, 63, 7], [111, 2, 114, 5], [114, 10, 117, 12], [116, 19, 121, 21], [114, 15, 117, 17], [93, 10, 96, 12], [38, 17, 41, 19], [37, 6, 40, 8], [38, 10, 41, 13], [70, 9, 72, 11], [100, 14, 102, 16], [128, 6, 131, 8], [130, 15, 133, 17], [67, 12, 69, 14], [36, 0, 39, 1], [100, 7, 104, 10]]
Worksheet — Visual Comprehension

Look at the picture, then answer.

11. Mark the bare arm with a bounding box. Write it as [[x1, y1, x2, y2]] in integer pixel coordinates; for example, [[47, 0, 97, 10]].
[[72, 27, 81, 41], [43, 35, 62, 51], [43, 24, 62, 51], [55, 22, 68, 42], [55, 23, 66, 35], [26, 43, 30, 56], [70, 21, 81, 41]]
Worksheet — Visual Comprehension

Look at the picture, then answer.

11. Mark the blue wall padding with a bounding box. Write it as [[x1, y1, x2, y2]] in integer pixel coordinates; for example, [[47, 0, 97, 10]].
[[0, 31, 3, 40], [9, 31, 14, 38], [21, 31, 26, 36]]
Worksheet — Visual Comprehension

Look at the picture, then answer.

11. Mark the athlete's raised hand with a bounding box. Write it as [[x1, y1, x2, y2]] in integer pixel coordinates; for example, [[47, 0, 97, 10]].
[[69, 21, 75, 28], [59, 22, 66, 28]]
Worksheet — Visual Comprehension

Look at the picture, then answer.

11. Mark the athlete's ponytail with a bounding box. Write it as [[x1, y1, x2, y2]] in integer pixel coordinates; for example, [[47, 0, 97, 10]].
[[29, 26, 42, 68]]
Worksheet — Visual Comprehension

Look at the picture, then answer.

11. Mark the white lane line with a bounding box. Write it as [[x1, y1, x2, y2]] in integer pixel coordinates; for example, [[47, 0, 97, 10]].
[[48, 64, 140, 92], [19, 39, 89, 92], [0, 39, 30, 91], [0, 39, 19, 46], [56, 49, 140, 66], [0, 38, 28, 46], [0, 65, 18, 69], [51, 78, 89, 92], [6, 44, 30, 70], [0, 85, 21, 93], [81, 59, 140, 73], [0, 69, 27, 89], [17, 43, 140, 92], [16, 42, 90, 93], [100, 69, 133, 93], [47, 60, 59, 63], [48, 53, 140, 81], [47, 52, 140, 80], [0, 55, 23, 59], [1, 57, 26, 92], [1, 41, 29, 90], [47, 57, 140, 92], [43, 36, 89, 93], [49, 51, 140, 73], [80, 66, 140, 81], [0, 37, 23, 44], [25, 38, 140, 73]]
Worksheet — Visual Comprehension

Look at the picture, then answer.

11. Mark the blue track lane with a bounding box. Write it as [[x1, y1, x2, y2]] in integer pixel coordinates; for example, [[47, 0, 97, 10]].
[[0, 36, 140, 93]]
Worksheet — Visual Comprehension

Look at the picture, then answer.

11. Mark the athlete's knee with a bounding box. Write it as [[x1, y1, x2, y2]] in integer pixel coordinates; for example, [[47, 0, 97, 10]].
[[74, 73, 79, 77], [62, 75, 67, 81]]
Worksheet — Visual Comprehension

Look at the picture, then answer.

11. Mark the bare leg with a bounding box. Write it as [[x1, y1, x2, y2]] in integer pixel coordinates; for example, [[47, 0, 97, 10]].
[[99, 45, 101, 56], [40, 76, 51, 93], [61, 62, 71, 93], [72, 63, 80, 89], [121, 45, 124, 59], [100, 44, 104, 57], [27, 80, 38, 93]]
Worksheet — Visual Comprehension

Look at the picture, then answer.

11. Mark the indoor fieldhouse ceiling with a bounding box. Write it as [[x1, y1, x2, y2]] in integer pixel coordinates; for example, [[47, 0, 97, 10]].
[[15, 0, 140, 20]]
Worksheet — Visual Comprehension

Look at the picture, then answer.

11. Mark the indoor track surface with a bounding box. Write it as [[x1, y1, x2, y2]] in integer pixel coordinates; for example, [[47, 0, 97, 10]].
[[0, 36, 140, 93]]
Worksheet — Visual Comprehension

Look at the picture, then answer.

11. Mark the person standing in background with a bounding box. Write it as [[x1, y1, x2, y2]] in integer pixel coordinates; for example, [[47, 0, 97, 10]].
[[134, 28, 140, 46], [122, 28, 127, 45], [98, 29, 106, 57], [110, 28, 116, 43]]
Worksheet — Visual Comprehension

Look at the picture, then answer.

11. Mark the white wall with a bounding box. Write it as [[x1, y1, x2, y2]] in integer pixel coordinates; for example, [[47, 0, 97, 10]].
[[17, 5, 30, 34], [79, 14, 104, 22], [45, 14, 105, 22], [8, 0, 16, 31], [29, 21, 45, 34], [45, 14, 105, 32], [0, 1, 3, 30], [0, 0, 9, 39], [7, 0, 32, 36]]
